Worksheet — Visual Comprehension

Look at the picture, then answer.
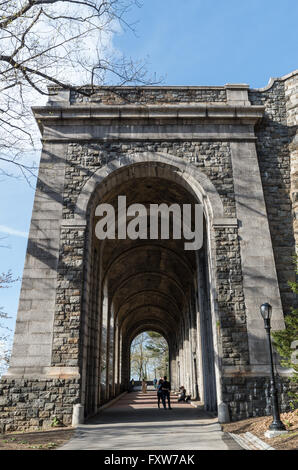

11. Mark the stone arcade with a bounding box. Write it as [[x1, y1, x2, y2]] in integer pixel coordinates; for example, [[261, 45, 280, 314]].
[[0, 71, 297, 432]]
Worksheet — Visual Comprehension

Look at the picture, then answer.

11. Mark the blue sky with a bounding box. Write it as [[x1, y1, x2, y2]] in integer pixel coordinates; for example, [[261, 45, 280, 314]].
[[114, 0, 298, 88], [0, 0, 297, 341]]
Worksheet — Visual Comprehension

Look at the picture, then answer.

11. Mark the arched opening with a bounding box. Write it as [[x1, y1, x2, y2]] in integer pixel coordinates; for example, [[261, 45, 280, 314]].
[[80, 160, 218, 418], [130, 331, 169, 383]]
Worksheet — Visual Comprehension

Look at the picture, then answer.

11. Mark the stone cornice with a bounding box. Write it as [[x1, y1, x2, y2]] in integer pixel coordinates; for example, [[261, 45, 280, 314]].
[[3, 366, 81, 379], [223, 365, 293, 377], [32, 103, 264, 132], [47, 84, 243, 92]]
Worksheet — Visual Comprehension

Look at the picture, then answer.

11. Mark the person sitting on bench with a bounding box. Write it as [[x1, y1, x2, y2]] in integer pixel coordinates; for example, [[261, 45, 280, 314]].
[[178, 386, 191, 402]]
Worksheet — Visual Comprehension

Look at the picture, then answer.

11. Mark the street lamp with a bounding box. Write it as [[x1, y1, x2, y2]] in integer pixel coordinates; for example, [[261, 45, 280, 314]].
[[260, 302, 286, 434]]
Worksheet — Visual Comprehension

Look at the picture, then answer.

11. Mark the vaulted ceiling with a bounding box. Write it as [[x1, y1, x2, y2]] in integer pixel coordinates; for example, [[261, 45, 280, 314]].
[[91, 175, 200, 348]]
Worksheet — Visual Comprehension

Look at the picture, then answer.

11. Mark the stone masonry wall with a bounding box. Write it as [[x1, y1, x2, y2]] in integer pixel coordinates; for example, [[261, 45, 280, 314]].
[[249, 81, 296, 314], [63, 141, 236, 219], [284, 74, 298, 256], [69, 87, 227, 105], [0, 378, 80, 433], [214, 227, 249, 367], [222, 376, 296, 422], [52, 227, 85, 367], [1, 79, 295, 433], [53, 141, 248, 371]]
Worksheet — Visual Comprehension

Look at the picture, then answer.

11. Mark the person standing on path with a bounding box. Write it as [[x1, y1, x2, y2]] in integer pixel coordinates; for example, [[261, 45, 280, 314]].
[[129, 378, 135, 392], [157, 378, 163, 408], [161, 376, 172, 409]]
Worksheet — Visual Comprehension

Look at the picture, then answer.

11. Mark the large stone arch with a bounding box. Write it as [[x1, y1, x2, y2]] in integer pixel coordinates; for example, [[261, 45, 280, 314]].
[[1, 77, 295, 434], [74, 151, 226, 224], [76, 151, 233, 421]]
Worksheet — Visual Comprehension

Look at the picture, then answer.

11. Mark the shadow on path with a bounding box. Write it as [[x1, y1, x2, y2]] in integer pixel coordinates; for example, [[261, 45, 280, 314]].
[[60, 392, 242, 450]]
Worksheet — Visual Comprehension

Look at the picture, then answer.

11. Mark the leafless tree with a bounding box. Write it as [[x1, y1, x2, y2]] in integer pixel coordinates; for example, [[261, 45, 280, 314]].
[[130, 332, 150, 380], [0, 0, 157, 180], [0, 270, 20, 376], [130, 331, 169, 380]]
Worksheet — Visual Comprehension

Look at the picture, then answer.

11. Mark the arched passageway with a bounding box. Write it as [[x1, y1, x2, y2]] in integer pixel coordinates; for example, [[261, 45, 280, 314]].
[[2, 81, 293, 434], [80, 160, 218, 418]]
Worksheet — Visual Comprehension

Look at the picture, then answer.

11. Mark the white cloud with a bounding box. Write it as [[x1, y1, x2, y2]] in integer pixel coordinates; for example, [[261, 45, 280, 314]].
[[0, 225, 28, 238], [0, 1, 122, 162]]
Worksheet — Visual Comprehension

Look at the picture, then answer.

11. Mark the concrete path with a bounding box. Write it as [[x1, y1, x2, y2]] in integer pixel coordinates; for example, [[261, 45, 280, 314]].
[[60, 391, 241, 450]]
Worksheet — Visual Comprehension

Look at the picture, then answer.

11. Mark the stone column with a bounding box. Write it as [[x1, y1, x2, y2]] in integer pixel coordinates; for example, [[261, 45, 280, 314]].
[[94, 261, 103, 411], [185, 312, 193, 397], [170, 348, 177, 390], [100, 281, 108, 402], [113, 322, 120, 395], [284, 72, 298, 255], [118, 332, 123, 392], [6, 142, 67, 376], [107, 304, 115, 399], [230, 141, 285, 367]]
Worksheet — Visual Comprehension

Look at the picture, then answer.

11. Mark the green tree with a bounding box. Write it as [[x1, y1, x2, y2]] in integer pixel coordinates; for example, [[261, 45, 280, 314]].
[[272, 256, 298, 408]]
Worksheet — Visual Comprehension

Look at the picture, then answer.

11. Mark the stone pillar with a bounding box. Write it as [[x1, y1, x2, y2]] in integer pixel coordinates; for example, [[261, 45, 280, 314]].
[[230, 141, 285, 366], [100, 281, 108, 402], [0, 143, 82, 431], [107, 304, 115, 399], [195, 307, 204, 403], [114, 322, 120, 395], [6, 142, 67, 375], [196, 247, 218, 410], [285, 72, 298, 255], [118, 332, 123, 392], [94, 266, 103, 411], [170, 348, 177, 390], [186, 314, 193, 397]]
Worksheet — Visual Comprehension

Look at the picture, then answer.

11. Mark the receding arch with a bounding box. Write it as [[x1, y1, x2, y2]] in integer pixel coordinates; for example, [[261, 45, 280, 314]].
[[109, 271, 189, 307], [102, 243, 195, 287], [128, 323, 172, 348], [116, 290, 181, 321]]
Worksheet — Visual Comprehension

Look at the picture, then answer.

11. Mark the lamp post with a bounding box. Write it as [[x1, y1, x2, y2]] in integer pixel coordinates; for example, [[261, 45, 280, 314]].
[[260, 302, 286, 433]]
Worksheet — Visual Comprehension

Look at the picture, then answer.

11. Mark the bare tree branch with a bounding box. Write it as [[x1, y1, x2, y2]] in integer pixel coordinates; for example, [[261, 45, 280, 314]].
[[0, 1, 160, 180]]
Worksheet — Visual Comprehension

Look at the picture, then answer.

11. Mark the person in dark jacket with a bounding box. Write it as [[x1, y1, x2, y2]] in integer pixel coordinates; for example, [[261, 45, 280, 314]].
[[161, 376, 172, 409], [157, 378, 163, 408]]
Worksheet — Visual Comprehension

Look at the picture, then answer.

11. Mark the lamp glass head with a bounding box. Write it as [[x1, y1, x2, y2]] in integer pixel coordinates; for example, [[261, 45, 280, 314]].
[[260, 302, 272, 321]]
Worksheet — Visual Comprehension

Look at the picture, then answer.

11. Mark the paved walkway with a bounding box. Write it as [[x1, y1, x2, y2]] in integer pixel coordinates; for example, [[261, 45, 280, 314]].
[[60, 391, 241, 450]]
